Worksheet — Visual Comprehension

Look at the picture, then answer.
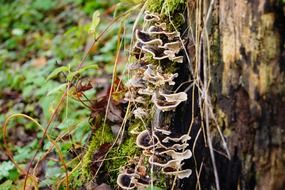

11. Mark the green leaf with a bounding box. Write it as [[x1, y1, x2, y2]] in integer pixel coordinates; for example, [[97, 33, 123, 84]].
[[88, 10, 101, 38], [66, 65, 98, 81], [47, 66, 69, 80], [0, 180, 13, 190], [33, 0, 55, 10], [0, 161, 14, 180], [47, 83, 67, 96], [7, 169, 19, 181]]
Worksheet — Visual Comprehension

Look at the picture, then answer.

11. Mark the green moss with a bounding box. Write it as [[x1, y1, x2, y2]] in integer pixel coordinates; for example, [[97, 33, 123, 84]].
[[81, 124, 114, 181], [146, 0, 186, 32], [161, 0, 186, 15], [146, 0, 185, 15], [105, 136, 139, 186], [146, 0, 164, 13]]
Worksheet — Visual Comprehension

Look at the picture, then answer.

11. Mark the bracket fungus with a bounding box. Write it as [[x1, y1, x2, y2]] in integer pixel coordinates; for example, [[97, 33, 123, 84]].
[[154, 22, 167, 30], [134, 127, 192, 180], [133, 107, 148, 119], [136, 130, 158, 149], [144, 12, 160, 22], [158, 149, 192, 161], [148, 155, 181, 168], [117, 173, 137, 190], [162, 168, 192, 179], [117, 163, 151, 189], [147, 25, 179, 39], [152, 91, 188, 112], [136, 30, 163, 46], [138, 87, 154, 96], [118, 10, 192, 187], [143, 65, 178, 86], [153, 127, 172, 135], [159, 41, 184, 54], [161, 134, 191, 143], [125, 77, 145, 89]]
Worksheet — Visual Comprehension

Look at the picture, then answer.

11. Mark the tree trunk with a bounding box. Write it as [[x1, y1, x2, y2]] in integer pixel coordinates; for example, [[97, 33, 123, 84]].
[[186, 0, 285, 189]]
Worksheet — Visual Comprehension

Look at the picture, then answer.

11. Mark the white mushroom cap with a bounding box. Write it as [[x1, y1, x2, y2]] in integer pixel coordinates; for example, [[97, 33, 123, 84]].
[[136, 30, 163, 46], [157, 142, 189, 150], [126, 77, 145, 88], [160, 91, 188, 103], [136, 130, 158, 149], [148, 155, 181, 168], [147, 25, 179, 39], [169, 55, 183, 63], [142, 45, 169, 60], [143, 65, 164, 84], [133, 107, 148, 119], [163, 50, 184, 63], [144, 12, 160, 22], [162, 168, 192, 179], [117, 173, 137, 190], [155, 22, 167, 30], [152, 132, 189, 150], [159, 41, 184, 54], [143, 65, 178, 86], [152, 91, 188, 112], [153, 127, 171, 135], [158, 149, 192, 161], [161, 134, 191, 143], [142, 44, 183, 63], [138, 87, 154, 96]]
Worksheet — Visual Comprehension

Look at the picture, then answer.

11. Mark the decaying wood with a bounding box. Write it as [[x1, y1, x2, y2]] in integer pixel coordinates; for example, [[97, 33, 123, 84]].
[[180, 0, 285, 189]]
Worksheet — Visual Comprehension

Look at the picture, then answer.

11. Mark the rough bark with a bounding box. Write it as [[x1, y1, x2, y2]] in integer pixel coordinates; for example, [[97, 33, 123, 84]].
[[177, 0, 285, 190], [193, 0, 285, 189]]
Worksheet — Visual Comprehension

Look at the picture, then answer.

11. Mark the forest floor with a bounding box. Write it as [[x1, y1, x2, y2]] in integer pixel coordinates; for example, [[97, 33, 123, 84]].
[[0, 0, 133, 189]]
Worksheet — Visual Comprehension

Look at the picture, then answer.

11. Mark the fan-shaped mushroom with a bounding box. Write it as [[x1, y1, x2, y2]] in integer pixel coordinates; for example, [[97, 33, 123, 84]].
[[142, 44, 183, 63], [143, 65, 178, 86], [162, 168, 192, 179], [144, 12, 160, 22], [159, 41, 184, 54], [158, 149, 192, 161], [153, 127, 171, 135], [152, 131, 189, 150], [142, 45, 168, 60], [148, 155, 181, 168], [157, 141, 189, 150], [126, 77, 145, 88], [169, 55, 184, 63], [138, 87, 154, 96], [161, 134, 191, 143], [163, 50, 184, 63], [117, 173, 137, 190], [154, 22, 167, 30], [136, 30, 163, 46], [136, 130, 158, 149], [147, 26, 179, 39], [152, 91, 188, 112], [133, 107, 148, 119]]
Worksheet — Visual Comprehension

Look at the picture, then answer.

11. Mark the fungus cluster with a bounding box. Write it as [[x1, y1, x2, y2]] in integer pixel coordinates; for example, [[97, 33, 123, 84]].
[[136, 129, 192, 179], [118, 11, 191, 189], [117, 162, 151, 189]]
